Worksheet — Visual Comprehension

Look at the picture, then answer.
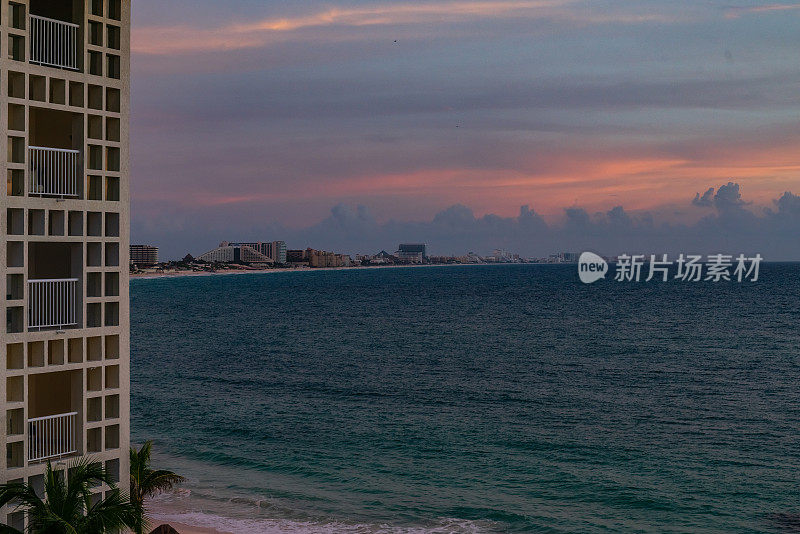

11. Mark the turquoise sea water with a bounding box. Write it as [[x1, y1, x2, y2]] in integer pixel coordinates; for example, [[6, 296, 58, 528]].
[[131, 264, 800, 533]]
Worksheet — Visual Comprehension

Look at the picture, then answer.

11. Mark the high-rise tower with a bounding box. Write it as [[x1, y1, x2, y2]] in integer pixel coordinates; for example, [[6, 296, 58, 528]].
[[0, 0, 130, 526]]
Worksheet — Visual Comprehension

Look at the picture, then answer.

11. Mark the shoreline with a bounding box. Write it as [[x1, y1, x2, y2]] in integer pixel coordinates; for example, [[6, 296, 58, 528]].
[[150, 521, 230, 534], [130, 262, 512, 280]]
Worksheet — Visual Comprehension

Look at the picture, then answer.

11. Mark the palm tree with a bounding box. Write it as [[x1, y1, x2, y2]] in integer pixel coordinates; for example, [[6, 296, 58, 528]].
[[129, 441, 184, 534], [0, 459, 138, 533]]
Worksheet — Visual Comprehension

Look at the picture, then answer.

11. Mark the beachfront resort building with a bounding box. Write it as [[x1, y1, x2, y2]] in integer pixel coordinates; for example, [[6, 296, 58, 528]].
[[197, 243, 273, 265], [198, 240, 287, 265], [397, 243, 427, 263], [0, 0, 131, 528], [130, 244, 158, 267]]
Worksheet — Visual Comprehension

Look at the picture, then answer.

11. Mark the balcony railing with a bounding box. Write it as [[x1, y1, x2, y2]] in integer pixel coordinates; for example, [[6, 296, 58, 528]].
[[28, 412, 78, 462], [28, 279, 79, 330], [29, 14, 79, 70], [29, 146, 80, 198]]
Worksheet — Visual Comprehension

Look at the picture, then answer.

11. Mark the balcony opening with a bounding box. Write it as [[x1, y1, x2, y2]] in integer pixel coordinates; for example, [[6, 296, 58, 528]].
[[28, 242, 82, 330], [29, 1, 82, 70], [30, 0, 79, 24], [29, 242, 81, 280], [29, 107, 83, 198], [29, 371, 81, 417], [28, 370, 81, 462], [30, 107, 81, 150]]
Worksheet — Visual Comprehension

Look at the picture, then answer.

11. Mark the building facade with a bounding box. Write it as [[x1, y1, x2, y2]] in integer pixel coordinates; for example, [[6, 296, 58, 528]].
[[224, 240, 286, 264], [197, 244, 272, 264], [130, 244, 158, 267], [397, 243, 427, 263], [0, 0, 131, 527]]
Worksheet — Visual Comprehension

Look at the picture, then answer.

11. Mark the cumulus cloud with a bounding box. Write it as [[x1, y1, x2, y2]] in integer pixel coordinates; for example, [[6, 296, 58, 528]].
[[134, 183, 800, 261], [692, 187, 715, 207]]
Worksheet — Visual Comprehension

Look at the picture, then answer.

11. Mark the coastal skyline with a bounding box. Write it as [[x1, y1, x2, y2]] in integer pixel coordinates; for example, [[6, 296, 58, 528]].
[[131, 1, 800, 258]]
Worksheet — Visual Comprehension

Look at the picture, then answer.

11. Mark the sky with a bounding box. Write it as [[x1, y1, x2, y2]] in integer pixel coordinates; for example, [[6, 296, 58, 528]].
[[130, 0, 800, 259]]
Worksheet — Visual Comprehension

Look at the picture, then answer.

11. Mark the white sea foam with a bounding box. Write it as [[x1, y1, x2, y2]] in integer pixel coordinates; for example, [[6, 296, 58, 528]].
[[149, 511, 498, 534]]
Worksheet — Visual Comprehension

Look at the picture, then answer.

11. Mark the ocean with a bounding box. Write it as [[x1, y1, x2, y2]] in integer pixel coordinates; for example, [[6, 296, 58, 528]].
[[131, 264, 800, 533]]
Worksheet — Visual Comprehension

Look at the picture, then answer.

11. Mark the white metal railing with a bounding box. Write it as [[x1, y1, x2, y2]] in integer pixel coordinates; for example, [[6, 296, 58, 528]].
[[28, 412, 78, 462], [29, 146, 80, 197], [29, 14, 79, 70], [28, 279, 79, 330]]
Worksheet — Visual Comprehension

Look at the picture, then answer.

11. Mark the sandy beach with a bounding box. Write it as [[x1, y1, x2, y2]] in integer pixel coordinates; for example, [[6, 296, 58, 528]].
[[152, 522, 230, 534], [130, 262, 493, 280]]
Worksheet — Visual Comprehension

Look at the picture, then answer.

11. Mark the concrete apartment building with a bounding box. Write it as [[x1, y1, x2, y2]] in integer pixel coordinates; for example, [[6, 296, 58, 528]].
[[0, 0, 130, 527], [130, 244, 157, 267]]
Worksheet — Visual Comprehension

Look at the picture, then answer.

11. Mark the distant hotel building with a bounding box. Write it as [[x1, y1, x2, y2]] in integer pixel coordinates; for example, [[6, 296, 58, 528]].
[[397, 243, 427, 263], [130, 244, 158, 267], [287, 248, 352, 268], [0, 0, 132, 525]]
